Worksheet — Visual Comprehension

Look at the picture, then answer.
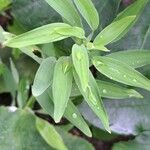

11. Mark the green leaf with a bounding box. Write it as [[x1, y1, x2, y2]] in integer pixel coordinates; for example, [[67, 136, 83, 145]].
[[36, 88, 92, 137], [0, 107, 51, 150], [73, 0, 99, 31], [112, 0, 148, 42], [72, 44, 89, 91], [53, 57, 73, 123], [36, 117, 67, 150], [4, 23, 85, 48], [74, 71, 110, 133], [107, 50, 150, 68], [97, 80, 143, 99], [64, 101, 92, 137], [10, 58, 19, 85], [116, 0, 148, 21], [109, 1, 150, 50], [0, 0, 11, 11], [56, 127, 94, 150], [113, 131, 150, 150], [32, 57, 56, 97], [45, 0, 82, 27], [94, 16, 136, 46], [79, 89, 150, 135], [17, 78, 29, 108], [93, 56, 150, 91]]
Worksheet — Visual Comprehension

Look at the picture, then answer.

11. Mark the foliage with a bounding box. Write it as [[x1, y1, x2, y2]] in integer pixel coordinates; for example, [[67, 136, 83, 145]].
[[0, 0, 150, 149]]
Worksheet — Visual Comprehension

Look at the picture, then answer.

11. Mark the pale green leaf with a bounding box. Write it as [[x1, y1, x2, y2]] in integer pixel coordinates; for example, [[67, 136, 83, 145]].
[[72, 44, 89, 91], [107, 50, 150, 68], [94, 16, 136, 46], [73, 70, 110, 133], [32, 57, 56, 97], [97, 80, 143, 99], [93, 56, 150, 91], [112, 0, 148, 42], [36, 117, 67, 150], [4, 23, 84, 48], [45, 0, 82, 27], [10, 58, 19, 85], [53, 57, 73, 122], [0, 0, 11, 11], [73, 0, 99, 31], [36, 88, 92, 137]]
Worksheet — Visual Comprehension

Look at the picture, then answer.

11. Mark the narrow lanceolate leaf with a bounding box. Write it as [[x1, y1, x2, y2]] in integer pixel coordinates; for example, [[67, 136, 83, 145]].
[[72, 44, 89, 91], [36, 88, 92, 137], [53, 57, 73, 123], [64, 101, 92, 137], [97, 80, 143, 99], [113, 0, 148, 42], [45, 0, 82, 27], [115, 0, 148, 21], [4, 23, 85, 48], [73, 0, 99, 31], [10, 58, 19, 85], [36, 117, 67, 150], [74, 70, 110, 133], [32, 57, 56, 97], [107, 50, 150, 68], [94, 16, 136, 46], [93, 56, 150, 91]]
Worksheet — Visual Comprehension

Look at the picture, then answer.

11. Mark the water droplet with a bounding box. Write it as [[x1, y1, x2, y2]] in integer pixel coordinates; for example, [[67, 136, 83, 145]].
[[110, 76, 113, 80], [102, 89, 107, 94], [100, 35, 103, 38], [97, 107, 100, 110], [96, 61, 103, 66], [76, 52, 82, 60], [72, 113, 77, 119], [133, 79, 137, 82], [123, 75, 127, 78]]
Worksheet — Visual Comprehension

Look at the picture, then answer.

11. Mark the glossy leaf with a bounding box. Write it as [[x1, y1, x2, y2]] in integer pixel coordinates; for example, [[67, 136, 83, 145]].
[[4, 23, 85, 48], [36, 88, 92, 137], [74, 70, 110, 133], [107, 50, 150, 68], [93, 56, 150, 91], [73, 0, 99, 31], [36, 117, 67, 150], [32, 57, 56, 97], [72, 44, 89, 91], [53, 57, 73, 123], [45, 0, 82, 27], [94, 16, 136, 46], [97, 80, 143, 99]]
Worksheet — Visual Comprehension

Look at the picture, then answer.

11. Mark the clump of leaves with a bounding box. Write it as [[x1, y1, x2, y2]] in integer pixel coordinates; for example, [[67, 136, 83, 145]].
[[0, 0, 150, 141]]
